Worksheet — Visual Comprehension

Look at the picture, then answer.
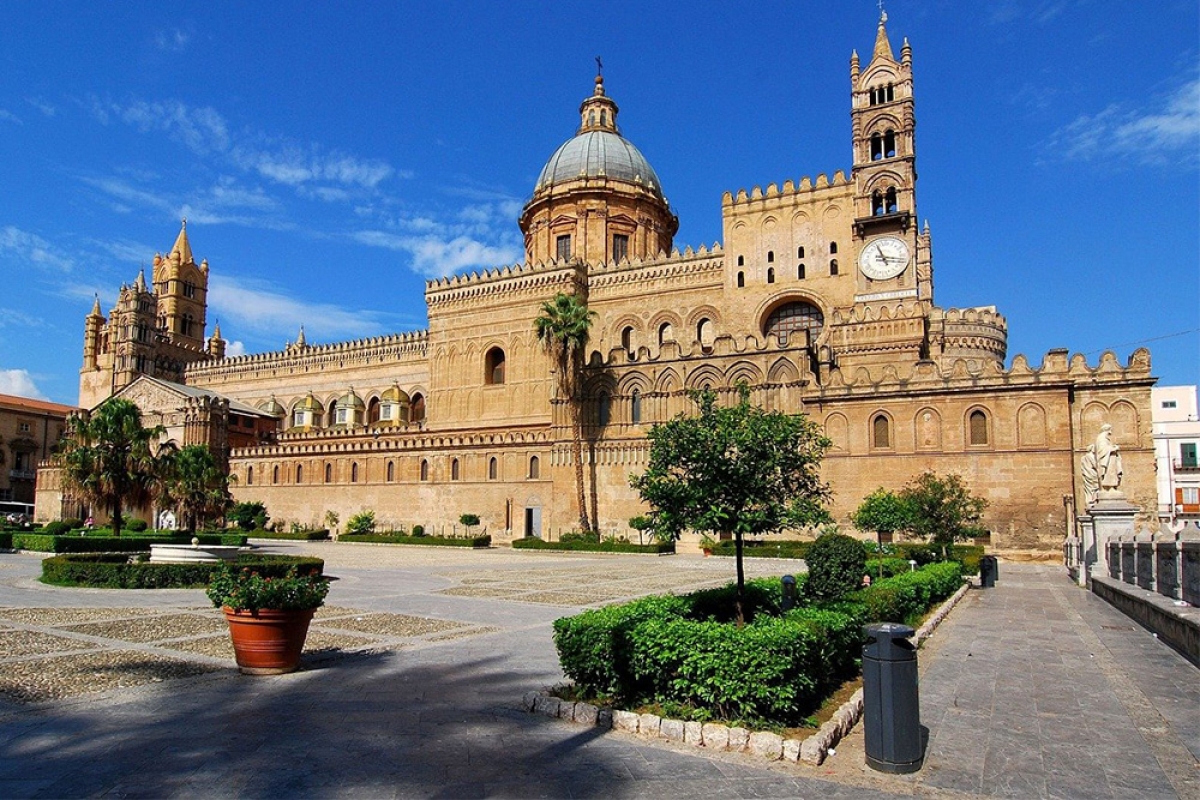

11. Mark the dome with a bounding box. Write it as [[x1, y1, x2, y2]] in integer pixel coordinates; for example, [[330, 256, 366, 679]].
[[338, 388, 365, 410], [381, 384, 411, 404], [297, 392, 324, 412], [535, 130, 665, 200], [258, 396, 286, 417]]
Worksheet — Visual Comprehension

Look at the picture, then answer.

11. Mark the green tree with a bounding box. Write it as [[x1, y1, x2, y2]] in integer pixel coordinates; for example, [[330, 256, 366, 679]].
[[534, 291, 597, 533], [899, 471, 988, 559], [631, 386, 832, 624], [459, 513, 480, 536], [851, 488, 913, 580], [229, 501, 269, 531], [167, 445, 234, 532], [59, 398, 169, 536], [346, 509, 376, 536]]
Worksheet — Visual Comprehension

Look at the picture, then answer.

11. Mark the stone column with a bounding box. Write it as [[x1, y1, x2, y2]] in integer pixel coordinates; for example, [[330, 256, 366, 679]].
[[1077, 514, 1095, 588], [1087, 497, 1139, 586]]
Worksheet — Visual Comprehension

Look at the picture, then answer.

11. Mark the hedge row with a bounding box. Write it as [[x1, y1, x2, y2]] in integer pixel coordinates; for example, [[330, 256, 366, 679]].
[[339, 533, 492, 547], [512, 538, 674, 554], [552, 563, 963, 727], [40, 553, 325, 589], [246, 529, 331, 541], [710, 539, 984, 575], [709, 539, 813, 559], [13, 532, 247, 553]]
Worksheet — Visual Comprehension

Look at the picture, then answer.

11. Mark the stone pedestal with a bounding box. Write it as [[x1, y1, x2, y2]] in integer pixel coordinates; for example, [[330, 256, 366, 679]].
[[1086, 497, 1139, 585], [1076, 515, 1095, 587]]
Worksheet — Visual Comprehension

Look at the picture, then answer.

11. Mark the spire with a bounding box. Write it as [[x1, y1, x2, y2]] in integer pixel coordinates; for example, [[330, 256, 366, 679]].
[[295, 324, 306, 347], [90, 294, 102, 317], [873, 10, 895, 62], [578, 64, 619, 134], [212, 320, 222, 339], [171, 219, 193, 264], [134, 269, 147, 292]]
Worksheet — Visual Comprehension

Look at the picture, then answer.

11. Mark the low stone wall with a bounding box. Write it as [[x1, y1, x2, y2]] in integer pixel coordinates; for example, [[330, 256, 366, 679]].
[[1090, 574, 1200, 667]]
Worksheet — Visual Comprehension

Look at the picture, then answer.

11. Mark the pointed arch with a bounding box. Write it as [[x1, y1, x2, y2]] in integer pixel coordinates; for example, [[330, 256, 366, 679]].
[[914, 407, 942, 450], [1017, 403, 1047, 448], [824, 413, 849, 452]]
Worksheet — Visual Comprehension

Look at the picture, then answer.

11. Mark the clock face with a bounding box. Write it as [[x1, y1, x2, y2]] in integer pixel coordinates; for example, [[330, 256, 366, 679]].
[[859, 236, 910, 280]]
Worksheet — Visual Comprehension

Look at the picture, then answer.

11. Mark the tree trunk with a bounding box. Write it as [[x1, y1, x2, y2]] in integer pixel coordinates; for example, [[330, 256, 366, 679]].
[[734, 531, 745, 627], [587, 440, 599, 534], [570, 407, 589, 534], [111, 498, 122, 537]]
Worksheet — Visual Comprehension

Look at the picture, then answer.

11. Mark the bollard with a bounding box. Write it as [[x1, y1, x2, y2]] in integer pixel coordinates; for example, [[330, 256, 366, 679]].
[[781, 575, 797, 611], [862, 623, 923, 774]]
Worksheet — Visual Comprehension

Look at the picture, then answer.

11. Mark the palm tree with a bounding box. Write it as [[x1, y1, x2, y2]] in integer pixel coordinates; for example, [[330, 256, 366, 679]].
[[59, 398, 168, 536], [534, 291, 596, 533], [168, 444, 234, 532]]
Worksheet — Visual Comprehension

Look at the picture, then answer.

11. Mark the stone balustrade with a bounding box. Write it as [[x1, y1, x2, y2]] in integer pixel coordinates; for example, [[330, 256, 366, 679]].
[[1102, 522, 1200, 606]]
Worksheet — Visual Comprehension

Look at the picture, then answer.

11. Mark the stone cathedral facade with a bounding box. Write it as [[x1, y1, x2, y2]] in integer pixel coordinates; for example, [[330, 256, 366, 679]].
[[52, 15, 1156, 553]]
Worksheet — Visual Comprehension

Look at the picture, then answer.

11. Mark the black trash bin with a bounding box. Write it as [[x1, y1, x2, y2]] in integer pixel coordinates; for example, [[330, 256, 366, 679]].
[[862, 622, 923, 774], [979, 555, 998, 588]]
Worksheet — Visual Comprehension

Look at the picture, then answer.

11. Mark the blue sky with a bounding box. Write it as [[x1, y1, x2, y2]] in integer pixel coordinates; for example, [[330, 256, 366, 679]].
[[1, 1, 1196, 406]]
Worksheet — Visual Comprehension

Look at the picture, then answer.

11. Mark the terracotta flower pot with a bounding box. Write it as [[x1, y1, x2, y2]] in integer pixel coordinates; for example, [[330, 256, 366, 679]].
[[222, 607, 316, 675]]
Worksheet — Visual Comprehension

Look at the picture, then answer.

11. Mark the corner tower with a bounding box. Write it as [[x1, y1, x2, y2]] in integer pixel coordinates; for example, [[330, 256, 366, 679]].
[[519, 73, 678, 266], [152, 220, 209, 349]]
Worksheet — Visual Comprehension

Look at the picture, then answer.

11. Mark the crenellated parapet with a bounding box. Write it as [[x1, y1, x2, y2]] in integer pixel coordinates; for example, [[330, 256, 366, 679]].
[[233, 424, 551, 459], [812, 347, 1153, 399], [721, 170, 854, 210], [424, 259, 583, 310], [587, 243, 724, 295], [929, 305, 1009, 365], [184, 329, 429, 380]]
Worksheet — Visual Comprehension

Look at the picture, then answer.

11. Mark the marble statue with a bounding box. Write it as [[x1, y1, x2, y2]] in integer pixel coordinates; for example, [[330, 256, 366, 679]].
[[1094, 423, 1123, 491], [1080, 444, 1099, 506]]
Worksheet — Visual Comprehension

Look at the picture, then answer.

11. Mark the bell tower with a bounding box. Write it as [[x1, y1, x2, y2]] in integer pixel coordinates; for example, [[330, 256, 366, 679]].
[[850, 12, 932, 302], [152, 220, 209, 349]]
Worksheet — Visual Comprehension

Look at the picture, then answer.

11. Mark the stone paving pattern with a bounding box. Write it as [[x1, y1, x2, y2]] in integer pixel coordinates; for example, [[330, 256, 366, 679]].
[[0, 542, 1193, 798]]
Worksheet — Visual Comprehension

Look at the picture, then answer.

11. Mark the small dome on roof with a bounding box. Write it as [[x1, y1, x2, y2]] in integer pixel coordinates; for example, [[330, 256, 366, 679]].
[[381, 384, 411, 404], [296, 392, 324, 412], [338, 388, 365, 410], [258, 396, 286, 417]]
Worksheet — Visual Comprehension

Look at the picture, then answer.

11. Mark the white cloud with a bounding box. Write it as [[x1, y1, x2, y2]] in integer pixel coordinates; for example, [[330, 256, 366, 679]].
[[207, 275, 391, 342], [1048, 76, 1200, 165], [26, 97, 56, 117], [0, 109, 22, 125], [351, 230, 521, 278], [225, 340, 247, 357], [0, 369, 48, 400], [0, 226, 74, 272], [82, 175, 290, 230], [155, 29, 190, 52]]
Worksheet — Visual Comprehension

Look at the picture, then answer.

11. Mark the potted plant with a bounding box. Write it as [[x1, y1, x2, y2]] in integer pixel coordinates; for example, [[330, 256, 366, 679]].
[[206, 564, 330, 675], [698, 533, 718, 557]]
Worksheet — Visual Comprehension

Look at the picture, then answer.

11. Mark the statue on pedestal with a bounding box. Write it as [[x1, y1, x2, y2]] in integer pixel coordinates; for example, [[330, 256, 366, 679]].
[[1080, 445, 1099, 506], [1094, 423, 1123, 492]]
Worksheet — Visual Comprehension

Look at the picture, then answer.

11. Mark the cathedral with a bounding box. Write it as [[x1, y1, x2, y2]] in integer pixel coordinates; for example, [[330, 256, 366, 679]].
[[45, 14, 1156, 554]]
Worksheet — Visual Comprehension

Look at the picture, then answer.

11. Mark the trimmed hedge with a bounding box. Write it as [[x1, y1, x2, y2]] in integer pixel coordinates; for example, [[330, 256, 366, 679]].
[[711, 539, 984, 576], [40, 553, 325, 589], [512, 537, 673, 554], [709, 539, 813, 559], [14, 532, 247, 553], [553, 562, 965, 726], [247, 529, 331, 541], [340, 532, 491, 547]]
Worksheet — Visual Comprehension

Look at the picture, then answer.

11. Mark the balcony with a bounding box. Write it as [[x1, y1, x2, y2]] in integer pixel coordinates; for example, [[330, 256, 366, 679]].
[[1172, 459, 1200, 472], [9, 470, 36, 482]]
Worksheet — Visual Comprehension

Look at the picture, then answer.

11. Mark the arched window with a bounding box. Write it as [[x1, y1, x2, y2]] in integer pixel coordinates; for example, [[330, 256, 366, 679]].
[[884, 130, 896, 158], [830, 259, 839, 276], [658, 322, 673, 346], [528, 455, 540, 479], [797, 246, 805, 258], [631, 389, 642, 425], [885, 187, 898, 214], [387, 461, 395, 482], [351, 462, 358, 483], [737, 255, 744, 266], [451, 458, 460, 481], [420, 459, 429, 481], [767, 267, 775, 284], [969, 410, 990, 446], [767, 250, 774, 263], [737, 271, 745, 288], [798, 263, 806, 279], [871, 133, 883, 161], [410, 394, 426, 423], [272, 465, 279, 485], [296, 464, 303, 483], [182, 313, 194, 337], [621, 326, 634, 356], [872, 191, 885, 216], [247, 466, 253, 486], [488, 457, 498, 480], [597, 392, 611, 426], [886, 84, 894, 102], [873, 414, 892, 449], [367, 397, 381, 425], [326, 400, 339, 428], [830, 242, 838, 255], [485, 347, 506, 385], [697, 318, 715, 351], [324, 463, 332, 483], [764, 301, 825, 346]]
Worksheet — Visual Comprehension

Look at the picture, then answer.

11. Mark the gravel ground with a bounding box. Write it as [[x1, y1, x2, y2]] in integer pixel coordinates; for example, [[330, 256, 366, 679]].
[[0, 650, 223, 703], [63, 613, 226, 643], [0, 629, 100, 659], [316, 612, 469, 637], [0, 607, 152, 626]]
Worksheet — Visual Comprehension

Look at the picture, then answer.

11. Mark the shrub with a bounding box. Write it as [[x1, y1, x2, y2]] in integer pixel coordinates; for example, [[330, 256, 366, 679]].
[[339, 532, 491, 548], [411, 524, 425, 537], [560, 530, 601, 544], [849, 561, 964, 625], [511, 538, 673, 554], [229, 501, 269, 532], [805, 532, 868, 600], [62, 518, 84, 530], [245, 528, 330, 541], [42, 521, 71, 536], [459, 513, 480, 529], [345, 510, 376, 537], [126, 519, 148, 532], [709, 539, 813, 559], [206, 563, 328, 612]]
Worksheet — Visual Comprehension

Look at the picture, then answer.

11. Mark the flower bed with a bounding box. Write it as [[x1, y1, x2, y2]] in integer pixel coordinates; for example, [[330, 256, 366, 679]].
[[552, 563, 963, 728], [512, 538, 674, 554], [40, 553, 324, 589], [339, 532, 491, 548]]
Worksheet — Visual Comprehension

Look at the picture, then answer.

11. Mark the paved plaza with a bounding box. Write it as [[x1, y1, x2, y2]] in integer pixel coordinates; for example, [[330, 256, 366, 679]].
[[0, 543, 1195, 798]]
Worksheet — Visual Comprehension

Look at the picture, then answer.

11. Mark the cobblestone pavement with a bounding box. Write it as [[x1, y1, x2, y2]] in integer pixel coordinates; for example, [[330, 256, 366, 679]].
[[0, 544, 1193, 798]]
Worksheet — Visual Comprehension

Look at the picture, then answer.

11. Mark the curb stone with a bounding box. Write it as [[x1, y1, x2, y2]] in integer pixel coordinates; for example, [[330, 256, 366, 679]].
[[522, 579, 973, 766]]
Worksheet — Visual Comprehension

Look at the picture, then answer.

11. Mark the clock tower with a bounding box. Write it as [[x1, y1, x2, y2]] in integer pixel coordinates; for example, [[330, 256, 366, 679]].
[[849, 12, 932, 303]]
